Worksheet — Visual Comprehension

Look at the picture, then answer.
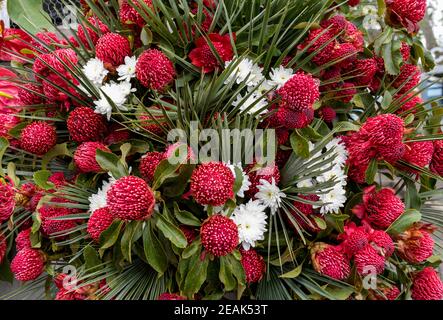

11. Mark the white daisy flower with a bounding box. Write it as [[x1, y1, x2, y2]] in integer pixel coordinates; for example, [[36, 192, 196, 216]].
[[93, 81, 136, 120], [315, 185, 347, 214], [255, 178, 286, 214], [268, 65, 294, 89], [297, 178, 314, 189], [88, 177, 116, 212], [82, 58, 108, 86], [227, 163, 251, 198], [232, 92, 268, 115], [117, 56, 137, 81], [224, 58, 264, 87], [231, 200, 268, 250]]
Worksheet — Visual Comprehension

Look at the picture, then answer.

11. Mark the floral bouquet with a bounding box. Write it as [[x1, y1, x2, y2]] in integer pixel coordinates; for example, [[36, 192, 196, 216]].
[[0, 0, 442, 300]]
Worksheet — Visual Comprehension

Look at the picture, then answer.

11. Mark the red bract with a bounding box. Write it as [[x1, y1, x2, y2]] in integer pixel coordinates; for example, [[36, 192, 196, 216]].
[[411, 267, 443, 300], [11, 248, 45, 281], [396, 224, 435, 263], [0, 67, 22, 111], [87, 207, 115, 242], [20, 122, 57, 156], [200, 214, 238, 257], [240, 249, 266, 283], [0, 28, 33, 62], [189, 33, 234, 73], [67, 107, 107, 143], [95, 33, 131, 67], [190, 162, 235, 206], [74, 142, 111, 173], [386, 0, 426, 33]]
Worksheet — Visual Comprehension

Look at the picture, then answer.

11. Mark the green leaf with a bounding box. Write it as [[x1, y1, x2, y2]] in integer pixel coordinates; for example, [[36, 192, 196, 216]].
[[232, 166, 244, 196], [334, 121, 360, 133], [143, 221, 168, 274], [0, 260, 13, 283], [100, 220, 124, 249], [174, 203, 201, 227], [182, 239, 201, 259], [183, 255, 209, 298], [226, 254, 246, 286], [386, 209, 422, 235], [0, 137, 9, 176], [365, 158, 378, 185], [312, 216, 327, 230], [219, 256, 236, 291], [140, 26, 153, 46], [33, 170, 55, 190], [161, 164, 195, 197], [120, 221, 141, 263], [83, 245, 102, 272], [290, 131, 309, 159], [96, 149, 128, 179], [279, 264, 302, 278], [156, 213, 188, 249], [382, 39, 403, 75], [381, 91, 393, 110], [42, 143, 72, 170], [7, 0, 55, 34], [300, 126, 323, 141], [152, 159, 181, 190]]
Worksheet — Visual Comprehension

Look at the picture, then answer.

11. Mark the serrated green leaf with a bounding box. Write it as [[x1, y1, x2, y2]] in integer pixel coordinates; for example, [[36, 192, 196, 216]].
[[33, 170, 55, 190], [100, 220, 124, 249], [96, 149, 128, 179], [156, 212, 188, 249]]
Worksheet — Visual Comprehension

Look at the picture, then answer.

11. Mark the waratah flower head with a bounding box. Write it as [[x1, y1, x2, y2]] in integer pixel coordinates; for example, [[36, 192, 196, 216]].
[[354, 244, 386, 275], [401, 42, 411, 61], [136, 49, 176, 91], [352, 186, 405, 230], [0, 181, 15, 222], [67, 107, 107, 143], [39, 198, 81, 238], [276, 72, 320, 112], [20, 122, 57, 155], [87, 207, 115, 242], [95, 33, 131, 67], [430, 139, 443, 176], [321, 15, 364, 51], [368, 284, 401, 300], [318, 106, 336, 123], [16, 228, 32, 251], [386, 0, 426, 33], [348, 58, 378, 86], [311, 243, 351, 280], [11, 248, 45, 281], [104, 123, 131, 145], [401, 139, 434, 172], [18, 83, 43, 106], [395, 92, 422, 114], [0, 235, 6, 264], [396, 223, 435, 263], [31, 32, 68, 53], [119, 0, 154, 28], [392, 63, 421, 94], [245, 162, 281, 199], [77, 16, 110, 49], [74, 141, 110, 173], [297, 28, 337, 66], [107, 176, 156, 220], [368, 229, 395, 258], [240, 248, 266, 283], [189, 33, 234, 73], [200, 214, 239, 257], [271, 105, 315, 129], [411, 267, 443, 300], [157, 293, 187, 300], [338, 223, 369, 256], [139, 151, 165, 184], [330, 43, 358, 69], [335, 82, 357, 103], [359, 114, 405, 148], [190, 162, 235, 207]]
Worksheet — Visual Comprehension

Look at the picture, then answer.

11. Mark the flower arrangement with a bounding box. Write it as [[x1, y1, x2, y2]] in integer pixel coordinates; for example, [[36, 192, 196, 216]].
[[0, 0, 442, 300]]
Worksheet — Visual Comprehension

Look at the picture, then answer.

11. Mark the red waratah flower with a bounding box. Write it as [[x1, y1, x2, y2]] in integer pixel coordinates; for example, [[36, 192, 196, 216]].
[[393, 63, 421, 94], [430, 139, 443, 176], [277, 72, 320, 111], [0, 235, 6, 264], [119, 0, 154, 28], [368, 229, 395, 258], [401, 139, 434, 171], [321, 15, 364, 51], [354, 244, 386, 275], [31, 32, 68, 53], [330, 43, 358, 69], [0, 113, 21, 140], [157, 293, 187, 300], [190, 162, 234, 206], [0, 181, 15, 222], [39, 198, 81, 238], [200, 214, 239, 257], [411, 267, 443, 300], [77, 16, 110, 49], [343, 133, 376, 183], [42, 73, 80, 106], [95, 33, 131, 67], [286, 194, 322, 233], [107, 176, 156, 220], [87, 207, 115, 242], [352, 186, 405, 230], [339, 223, 369, 256], [11, 248, 45, 281], [359, 114, 405, 147], [369, 284, 401, 300], [189, 33, 234, 73], [272, 106, 315, 129], [18, 83, 43, 105], [136, 49, 176, 91], [395, 92, 422, 114], [74, 142, 110, 173], [311, 243, 351, 280], [348, 58, 378, 86], [396, 224, 435, 263], [33, 48, 78, 78], [104, 123, 131, 145], [0, 28, 33, 62], [20, 122, 57, 155], [67, 107, 107, 143], [386, 0, 426, 33], [16, 228, 32, 251], [320, 67, 341, 92], [139, 151, 164, 184], [318, 106, 336, 123], [297, 28, 337, 66], [240, 248, 266, 283], [48, 172, 68, 189], [245, 162, 281, 199], [55, 288, 88, 300], [335, 82, 357, 103], [179, 225, 197, 245], [401, 42, 411, 61]]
